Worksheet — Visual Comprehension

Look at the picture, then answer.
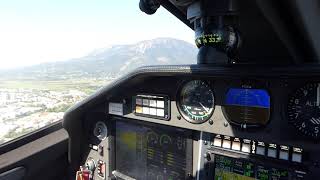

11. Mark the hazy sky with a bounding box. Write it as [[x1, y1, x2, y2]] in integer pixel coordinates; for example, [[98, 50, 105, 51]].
[[0, 0, 194, 69]]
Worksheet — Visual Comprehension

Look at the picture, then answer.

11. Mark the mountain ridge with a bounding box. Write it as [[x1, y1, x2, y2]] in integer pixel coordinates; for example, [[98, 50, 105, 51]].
[[1, 38, 197, 80]]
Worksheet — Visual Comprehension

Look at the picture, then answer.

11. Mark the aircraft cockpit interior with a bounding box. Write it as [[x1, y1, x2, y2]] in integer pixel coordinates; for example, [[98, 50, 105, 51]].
[[0, 0, 320, 180]]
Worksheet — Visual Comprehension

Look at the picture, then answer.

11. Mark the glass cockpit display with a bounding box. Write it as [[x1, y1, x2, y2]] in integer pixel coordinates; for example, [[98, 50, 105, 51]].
[[222, 88, 271, 127], [115, 120, 192, 180], [214, 155, 289, 180]]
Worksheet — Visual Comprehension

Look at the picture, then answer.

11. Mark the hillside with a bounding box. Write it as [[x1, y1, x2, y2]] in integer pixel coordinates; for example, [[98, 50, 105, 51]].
[[1, 38, 197, 80]]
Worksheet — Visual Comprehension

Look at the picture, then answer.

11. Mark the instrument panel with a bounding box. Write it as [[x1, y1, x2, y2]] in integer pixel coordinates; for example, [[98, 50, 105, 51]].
[[114, 76, 320, 179], [67, 66, 320, 180], [173, 79, 320, 140]]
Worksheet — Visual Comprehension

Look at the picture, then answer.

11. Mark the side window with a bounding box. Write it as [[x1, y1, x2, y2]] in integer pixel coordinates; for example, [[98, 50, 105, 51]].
[[0, 1, 195, 144]]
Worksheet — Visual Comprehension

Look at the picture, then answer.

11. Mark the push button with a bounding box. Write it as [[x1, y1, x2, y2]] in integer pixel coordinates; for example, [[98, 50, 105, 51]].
[[231, 138, 241, 151], [279, 146, 289, 160], [149, 100, 157, 107], [292, 148, 303, 163], [157, 100, 164, 108], [222, 136, 231, 149], [267, 144, 277, 158], [241, 139, 251, 153], [213, 135, 222, 147], [256, 142, 266, 156]]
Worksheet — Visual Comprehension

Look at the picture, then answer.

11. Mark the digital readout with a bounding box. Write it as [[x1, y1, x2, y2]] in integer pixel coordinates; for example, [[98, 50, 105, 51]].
[[214, 155, 289, 180]]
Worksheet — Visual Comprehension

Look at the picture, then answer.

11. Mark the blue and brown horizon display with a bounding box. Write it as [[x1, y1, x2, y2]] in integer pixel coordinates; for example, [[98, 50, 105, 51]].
[[223, 88, 271, 126]]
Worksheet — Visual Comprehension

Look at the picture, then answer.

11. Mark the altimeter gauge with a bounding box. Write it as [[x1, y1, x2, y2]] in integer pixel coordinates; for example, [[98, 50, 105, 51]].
[[287, 83, 320, 139]]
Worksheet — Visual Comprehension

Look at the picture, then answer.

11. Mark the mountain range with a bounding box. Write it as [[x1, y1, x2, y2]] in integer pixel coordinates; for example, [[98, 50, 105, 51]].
[[1, 38, 197, 80]]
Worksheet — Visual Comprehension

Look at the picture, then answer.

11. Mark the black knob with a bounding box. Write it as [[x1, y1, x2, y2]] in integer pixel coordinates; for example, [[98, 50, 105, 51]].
[[139, 0, 160, 15], [204, 153, 211, 161]]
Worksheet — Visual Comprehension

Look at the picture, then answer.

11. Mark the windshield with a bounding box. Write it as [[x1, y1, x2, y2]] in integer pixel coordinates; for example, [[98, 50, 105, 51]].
[[0, 0, 196, 144]]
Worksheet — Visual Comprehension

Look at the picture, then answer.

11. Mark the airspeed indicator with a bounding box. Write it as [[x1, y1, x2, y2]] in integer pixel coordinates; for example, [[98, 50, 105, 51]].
[[177, 80, 215, 124]]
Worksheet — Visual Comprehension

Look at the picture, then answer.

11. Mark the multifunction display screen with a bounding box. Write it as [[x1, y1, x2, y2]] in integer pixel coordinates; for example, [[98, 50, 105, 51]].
[[214, 155, 289, 180], [223, 88, 271, 126], [115, 120, 192, 180]]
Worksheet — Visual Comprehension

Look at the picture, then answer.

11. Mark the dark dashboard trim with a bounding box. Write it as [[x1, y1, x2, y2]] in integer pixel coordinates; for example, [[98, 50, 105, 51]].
[[0, 121, 63, 155], [63, 64, 320, 169], [0, 128, 68, 174]]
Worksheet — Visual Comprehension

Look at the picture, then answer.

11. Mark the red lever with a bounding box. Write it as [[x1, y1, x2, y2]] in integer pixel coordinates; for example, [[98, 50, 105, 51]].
[[76, 167, 91, 180]]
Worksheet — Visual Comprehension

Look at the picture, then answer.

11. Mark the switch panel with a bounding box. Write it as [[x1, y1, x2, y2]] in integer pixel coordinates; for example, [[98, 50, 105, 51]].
[[97, 160, 106, 179], [133, 94, 170, 120]]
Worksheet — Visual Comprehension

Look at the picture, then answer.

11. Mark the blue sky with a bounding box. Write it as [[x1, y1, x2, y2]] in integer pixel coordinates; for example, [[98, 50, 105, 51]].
[[0, 0, 194, 69]]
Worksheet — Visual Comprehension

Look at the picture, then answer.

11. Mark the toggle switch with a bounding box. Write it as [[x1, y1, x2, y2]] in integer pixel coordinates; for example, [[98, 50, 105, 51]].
[[98, 145, 104, 156], [97, 160, 106, 178]]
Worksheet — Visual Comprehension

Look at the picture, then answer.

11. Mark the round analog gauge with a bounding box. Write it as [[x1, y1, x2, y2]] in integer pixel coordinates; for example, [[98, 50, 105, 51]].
[[160, 134, 172, 147], [93, 121, 108, 140], [287, 83, 320, 139], [177, 80, 215, 123], [147, 131, 158, 146]]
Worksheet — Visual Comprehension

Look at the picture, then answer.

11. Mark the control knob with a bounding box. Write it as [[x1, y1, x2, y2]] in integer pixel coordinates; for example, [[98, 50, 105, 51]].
[[93, 121, 108, 140], [85, 158, 96, 171]]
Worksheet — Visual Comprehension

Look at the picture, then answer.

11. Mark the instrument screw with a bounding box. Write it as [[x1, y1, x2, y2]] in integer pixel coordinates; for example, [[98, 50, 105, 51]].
[[224, 122, 229, 127]]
